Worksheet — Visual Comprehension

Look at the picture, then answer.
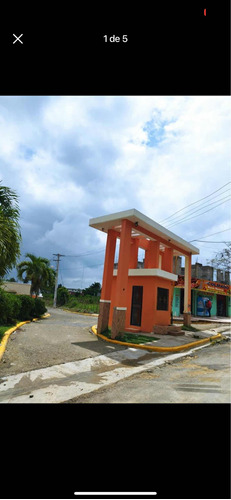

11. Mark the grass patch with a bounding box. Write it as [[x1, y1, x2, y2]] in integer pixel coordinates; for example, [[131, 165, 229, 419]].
[[101, 328, 158, 345], [45, 294, 100, 314], [181, 325, 200, 332], [66, 295, 99, 314], [67, 302, 99, 314], [0, 324, 16, 343]]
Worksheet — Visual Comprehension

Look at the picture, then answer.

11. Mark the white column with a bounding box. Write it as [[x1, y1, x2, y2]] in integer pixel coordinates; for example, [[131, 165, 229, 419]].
[[184, 255, 192, 326], [184, 256, 189, 313]]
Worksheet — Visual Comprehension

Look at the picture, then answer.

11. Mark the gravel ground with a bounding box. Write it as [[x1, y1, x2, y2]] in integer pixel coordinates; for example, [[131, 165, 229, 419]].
[[0, 308, 125, 376]]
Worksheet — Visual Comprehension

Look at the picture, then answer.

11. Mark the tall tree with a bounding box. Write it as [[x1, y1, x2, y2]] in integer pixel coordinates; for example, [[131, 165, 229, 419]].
[[83, 282, 101, 296], [209, 243, 231, 273], [17, 253, 56, 297], [0, 181, 21, 278]]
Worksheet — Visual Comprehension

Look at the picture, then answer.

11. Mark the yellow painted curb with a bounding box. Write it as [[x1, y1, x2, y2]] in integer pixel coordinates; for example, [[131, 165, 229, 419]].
[[32, 313, 51, 321], [0, 321, 30, 362], [91, 325, 223, 353], [0, 313, 51, 362]]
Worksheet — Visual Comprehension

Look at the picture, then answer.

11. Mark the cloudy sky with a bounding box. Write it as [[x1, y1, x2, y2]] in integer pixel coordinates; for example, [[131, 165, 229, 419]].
[[0, 95, 230, 288]]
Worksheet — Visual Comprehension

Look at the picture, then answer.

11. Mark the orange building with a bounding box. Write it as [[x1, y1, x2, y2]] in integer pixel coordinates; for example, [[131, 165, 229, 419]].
[[89, 209, 199, 338]]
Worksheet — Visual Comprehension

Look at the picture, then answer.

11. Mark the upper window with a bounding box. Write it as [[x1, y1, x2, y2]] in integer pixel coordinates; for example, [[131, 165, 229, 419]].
[[157, 287, 169, 311]]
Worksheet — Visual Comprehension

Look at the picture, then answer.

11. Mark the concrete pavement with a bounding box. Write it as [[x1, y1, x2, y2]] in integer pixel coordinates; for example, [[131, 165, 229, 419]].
[[0, 338, 225, 403], [0, 307, 126, 377], [66, 340, 231, 403], [0, 308, 230, 403]]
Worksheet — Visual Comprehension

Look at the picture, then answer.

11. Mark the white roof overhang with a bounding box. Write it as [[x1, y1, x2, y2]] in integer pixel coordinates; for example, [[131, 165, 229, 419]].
[[89, 208, 199, 256]]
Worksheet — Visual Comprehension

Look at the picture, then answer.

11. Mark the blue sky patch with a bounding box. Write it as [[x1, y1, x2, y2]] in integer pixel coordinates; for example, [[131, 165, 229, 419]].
[[143, 118, 176, 147], [20, 145, 35, 160]]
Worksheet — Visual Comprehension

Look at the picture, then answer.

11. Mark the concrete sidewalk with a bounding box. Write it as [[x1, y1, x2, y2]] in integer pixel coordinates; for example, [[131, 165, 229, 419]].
[[173, 315, 231, 323], [0, 321, 229, 403], [0, 336, 224, 403]]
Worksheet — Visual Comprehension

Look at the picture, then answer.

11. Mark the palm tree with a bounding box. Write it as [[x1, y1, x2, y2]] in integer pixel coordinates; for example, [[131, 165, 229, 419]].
[[17, 253, 56, 297], [0, 182, 21, 278]]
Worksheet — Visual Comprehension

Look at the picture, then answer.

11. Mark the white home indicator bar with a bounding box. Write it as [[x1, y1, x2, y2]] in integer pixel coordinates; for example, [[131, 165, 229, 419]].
[[74, 494, 157, 497]]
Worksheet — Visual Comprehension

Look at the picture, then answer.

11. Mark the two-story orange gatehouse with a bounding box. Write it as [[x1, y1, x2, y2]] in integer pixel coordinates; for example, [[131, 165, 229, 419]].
[[89, 209, 199, 339]]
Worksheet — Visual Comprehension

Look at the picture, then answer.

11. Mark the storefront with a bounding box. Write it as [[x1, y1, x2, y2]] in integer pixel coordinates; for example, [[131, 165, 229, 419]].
[[173, 276, 231, 318]]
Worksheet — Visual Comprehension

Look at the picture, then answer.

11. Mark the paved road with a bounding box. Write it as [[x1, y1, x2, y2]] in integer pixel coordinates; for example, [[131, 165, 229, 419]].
[[66, 340, 231, 403], [0, 308, 125, 377], [0, 308, 230, 403]]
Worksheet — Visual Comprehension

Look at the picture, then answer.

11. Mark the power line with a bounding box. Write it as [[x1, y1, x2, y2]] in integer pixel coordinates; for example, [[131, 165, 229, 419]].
[[189, 227, 231, 242], [165, 194, 231, 227], [164, 192, 231, 226], [59, 263, 104, 271], [159, 181, 231, 224], [191, 240, 231, 243], [65, 250, 105, 258], [165, 197, 231, 228]]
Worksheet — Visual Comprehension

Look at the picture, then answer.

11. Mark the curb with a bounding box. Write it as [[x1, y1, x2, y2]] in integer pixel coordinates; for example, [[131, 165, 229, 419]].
[[90, 325, 223, 353], [32, 313, 50, 322], [62, 308, 99, 317], [0, 313, 50, 362]]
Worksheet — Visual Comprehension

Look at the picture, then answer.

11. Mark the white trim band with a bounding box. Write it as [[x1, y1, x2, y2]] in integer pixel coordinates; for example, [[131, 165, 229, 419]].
[[114, 307, 127, 311], [100, 299, 111, 303], [113, 268, 177, 281]]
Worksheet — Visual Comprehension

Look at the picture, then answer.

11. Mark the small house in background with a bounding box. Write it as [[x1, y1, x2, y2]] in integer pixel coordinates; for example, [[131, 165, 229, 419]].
[[89, 209, 199, 338], [1, 282, 31, 296]]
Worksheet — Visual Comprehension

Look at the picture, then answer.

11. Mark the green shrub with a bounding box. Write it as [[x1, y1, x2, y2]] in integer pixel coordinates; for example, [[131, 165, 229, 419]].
[[0, 289, 20, 325], [0, 289, 47, 325], [57, 286, 69, 306], [17, 295, 35, 321], [34, 298, 47, 317], [0, 289, 9, 324], [6, 294, 21, 323], [66, 296, 78, 309]]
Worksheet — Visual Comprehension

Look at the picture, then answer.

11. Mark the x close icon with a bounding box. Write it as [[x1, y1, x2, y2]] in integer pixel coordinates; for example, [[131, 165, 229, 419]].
[[13, 33, 23, 44]]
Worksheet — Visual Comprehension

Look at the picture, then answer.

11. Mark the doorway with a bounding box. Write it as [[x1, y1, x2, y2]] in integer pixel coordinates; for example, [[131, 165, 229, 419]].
[[180, 288, 184, 314], [180, 289, 193, 314], [130, 286, 143, 326], [217, 294, 227, 317]]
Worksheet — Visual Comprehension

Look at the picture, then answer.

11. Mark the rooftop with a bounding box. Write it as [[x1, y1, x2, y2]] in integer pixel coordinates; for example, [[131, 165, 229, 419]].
[[1, 282, 31, 295], [89, 208, 199, 256]]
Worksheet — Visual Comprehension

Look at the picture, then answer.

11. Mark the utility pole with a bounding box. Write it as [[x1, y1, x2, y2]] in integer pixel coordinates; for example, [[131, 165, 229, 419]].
[[53, 253, 65, 307]]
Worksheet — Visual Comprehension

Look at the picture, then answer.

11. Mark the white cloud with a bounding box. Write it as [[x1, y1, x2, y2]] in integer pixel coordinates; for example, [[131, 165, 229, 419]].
[[0, 95, 230, 285]]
